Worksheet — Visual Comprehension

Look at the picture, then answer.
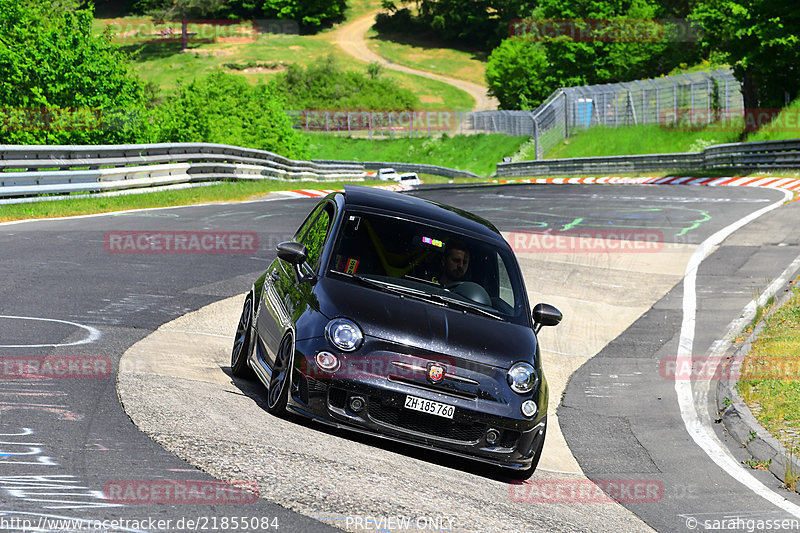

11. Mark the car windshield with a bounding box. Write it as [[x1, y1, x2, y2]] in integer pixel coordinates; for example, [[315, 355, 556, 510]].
[[325, 210, 529, 326]]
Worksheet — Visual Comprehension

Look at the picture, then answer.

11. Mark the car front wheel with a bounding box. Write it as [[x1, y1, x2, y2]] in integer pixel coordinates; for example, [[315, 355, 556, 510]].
[[231, 295, 254, 378], [267, 334, 292, 415]]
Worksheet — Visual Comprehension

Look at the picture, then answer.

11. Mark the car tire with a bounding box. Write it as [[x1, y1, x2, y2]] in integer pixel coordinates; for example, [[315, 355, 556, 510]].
[[231, 295, 254, 378], [266, 334, 293, 415], [512, 422, 547, 480]]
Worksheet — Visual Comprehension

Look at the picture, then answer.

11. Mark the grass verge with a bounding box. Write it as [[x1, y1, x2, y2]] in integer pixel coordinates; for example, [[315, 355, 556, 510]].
[[304, 133, 527, 176], [365, 28, 488, 86], [0, 170, 480, 223], [0, 179, 355, 223], [529, 124, 743, 160], [737, 285, 800, 455], [746, 97, 800, 143]]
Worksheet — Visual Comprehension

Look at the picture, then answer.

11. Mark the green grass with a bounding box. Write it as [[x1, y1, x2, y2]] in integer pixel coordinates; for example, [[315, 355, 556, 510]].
[[365, 28, 488, 86], [530, 124, 743, 160], [0, 169, 484, 223], [336, 0, 383, 22], [304, 133, 527, 176], [746, 97, 800, 143], [94, 14, 474, 110], [737, 286, 800, 455], [0, 180, 360, 223]]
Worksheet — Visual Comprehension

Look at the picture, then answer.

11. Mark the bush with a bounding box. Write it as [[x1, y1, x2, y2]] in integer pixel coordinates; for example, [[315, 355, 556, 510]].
[[0, 0, 153, 144], [270, 55, 419, 111], [153, 71, 308, 158]]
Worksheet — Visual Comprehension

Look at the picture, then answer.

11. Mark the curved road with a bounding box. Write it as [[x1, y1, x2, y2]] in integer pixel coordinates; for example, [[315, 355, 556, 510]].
[[330, 13, 498, 111], [2, 184, 799, 532]]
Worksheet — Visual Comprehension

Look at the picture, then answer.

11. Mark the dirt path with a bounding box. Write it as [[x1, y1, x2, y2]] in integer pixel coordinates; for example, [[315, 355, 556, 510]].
[[330, 12, 498, 111]]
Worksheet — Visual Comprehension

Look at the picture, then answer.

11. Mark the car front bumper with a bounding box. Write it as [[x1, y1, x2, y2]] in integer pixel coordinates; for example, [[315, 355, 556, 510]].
[[287, 338, 548, 470]]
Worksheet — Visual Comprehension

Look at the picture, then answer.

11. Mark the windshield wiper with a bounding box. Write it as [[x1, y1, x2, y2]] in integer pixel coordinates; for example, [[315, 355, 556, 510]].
[[427, 293, 503, 320], [329, 270, 502, 320], [329, 271, 445, 304]]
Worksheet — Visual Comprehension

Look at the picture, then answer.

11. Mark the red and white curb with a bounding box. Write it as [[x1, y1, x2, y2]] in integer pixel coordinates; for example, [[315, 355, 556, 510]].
[[276, 183, 416, 199], [496, 175, 800, 191]]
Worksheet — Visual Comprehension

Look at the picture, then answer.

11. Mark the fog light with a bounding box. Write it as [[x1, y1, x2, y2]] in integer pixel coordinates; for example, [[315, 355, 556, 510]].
[[349, 396, 366, 413], [521, 400, 538, 418], [486, 428, 500, 445], [315, 351, 340, 372]]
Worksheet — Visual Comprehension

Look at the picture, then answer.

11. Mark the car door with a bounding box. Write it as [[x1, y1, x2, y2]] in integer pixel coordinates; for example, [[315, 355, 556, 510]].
[[256, 201, 334, 370]]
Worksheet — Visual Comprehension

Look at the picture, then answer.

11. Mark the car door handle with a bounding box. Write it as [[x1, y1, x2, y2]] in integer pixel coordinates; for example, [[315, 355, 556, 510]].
[[269, 270, 279, 282]]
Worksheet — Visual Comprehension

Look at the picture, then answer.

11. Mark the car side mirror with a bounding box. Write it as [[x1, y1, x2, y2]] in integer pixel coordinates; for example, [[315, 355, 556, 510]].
[[532, 303, 562, 334], [276, 241, 317, 283], [276, 241, 308, 264]]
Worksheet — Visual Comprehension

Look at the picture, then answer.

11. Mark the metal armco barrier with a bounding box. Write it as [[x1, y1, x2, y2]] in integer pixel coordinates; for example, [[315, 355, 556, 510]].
[[497, 139, 800, 178], [0, 143, 367, 199], [312, 160, 482, 180], [0, 143, 483, 202]]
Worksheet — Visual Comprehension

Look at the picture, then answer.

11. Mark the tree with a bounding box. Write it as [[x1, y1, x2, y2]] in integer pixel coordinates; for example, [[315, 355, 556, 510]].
[[380, 0, 537, 48], [141, 0, 226, 49], [690, 0, 800, 109], [529, 0, 670, 87], [261, 0, 347, 30], [485, 39, 552, 109], [485, 0, 697, 109], [0, 0, 152, 144]]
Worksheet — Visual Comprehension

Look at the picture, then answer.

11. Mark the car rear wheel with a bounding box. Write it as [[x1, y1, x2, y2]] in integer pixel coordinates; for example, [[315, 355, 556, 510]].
[[231, 295, 253, 378], [267, 334, 292, 415]]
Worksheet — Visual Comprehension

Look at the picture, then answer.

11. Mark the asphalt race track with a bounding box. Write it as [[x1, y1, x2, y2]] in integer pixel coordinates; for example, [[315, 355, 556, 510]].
[[1, 183, 799, 532]]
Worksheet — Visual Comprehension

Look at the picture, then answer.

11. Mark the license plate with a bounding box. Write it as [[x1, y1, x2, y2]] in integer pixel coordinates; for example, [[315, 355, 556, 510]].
[[403, 395, 455, 419]]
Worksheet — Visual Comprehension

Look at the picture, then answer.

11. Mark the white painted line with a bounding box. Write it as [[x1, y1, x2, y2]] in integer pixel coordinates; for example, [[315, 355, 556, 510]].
[[0, 316, 101, 348], [673, 186, 800, 517]]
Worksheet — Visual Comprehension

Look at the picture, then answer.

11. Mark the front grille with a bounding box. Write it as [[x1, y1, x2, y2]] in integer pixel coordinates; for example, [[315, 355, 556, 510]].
[[328, 387, 347, 409], [500, 429, 520, 449], [368, 397, 486, 443], [306, 376, 328, 393]]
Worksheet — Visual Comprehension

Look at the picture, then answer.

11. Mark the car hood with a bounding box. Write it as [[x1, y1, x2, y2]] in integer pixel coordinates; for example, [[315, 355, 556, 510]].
[[316, 277, 538, 370]]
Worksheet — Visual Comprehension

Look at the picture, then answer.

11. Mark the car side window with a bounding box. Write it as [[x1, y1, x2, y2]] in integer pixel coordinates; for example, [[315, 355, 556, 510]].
[[497, 253, 516, 309], [298, 204, 332, 270]]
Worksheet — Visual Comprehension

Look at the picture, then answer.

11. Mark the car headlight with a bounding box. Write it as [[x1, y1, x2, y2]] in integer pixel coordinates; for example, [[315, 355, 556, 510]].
[[507, 362, 539, 394], [325, 318, 363, 352]]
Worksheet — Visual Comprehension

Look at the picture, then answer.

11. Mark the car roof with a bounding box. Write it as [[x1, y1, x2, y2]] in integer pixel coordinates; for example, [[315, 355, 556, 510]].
[[342, 185, 504, 242]]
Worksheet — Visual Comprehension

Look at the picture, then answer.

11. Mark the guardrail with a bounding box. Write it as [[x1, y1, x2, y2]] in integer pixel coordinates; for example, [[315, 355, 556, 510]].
[[0, 143, 367, 199], [313, 160, 482, 180], [497, 139, 800, 177], [0, 144, 484, 202]]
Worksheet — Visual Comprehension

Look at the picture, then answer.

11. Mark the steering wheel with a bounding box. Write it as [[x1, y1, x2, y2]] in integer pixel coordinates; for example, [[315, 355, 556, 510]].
[[444, 281, 492, 306]]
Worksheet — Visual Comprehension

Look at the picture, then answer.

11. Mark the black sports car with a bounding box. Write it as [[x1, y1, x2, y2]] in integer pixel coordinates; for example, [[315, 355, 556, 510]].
[[231, 185, 562, 476]]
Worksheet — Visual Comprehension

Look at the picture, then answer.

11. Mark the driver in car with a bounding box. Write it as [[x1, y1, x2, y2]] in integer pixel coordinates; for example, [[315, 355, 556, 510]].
[[436, 240, 469, 286]]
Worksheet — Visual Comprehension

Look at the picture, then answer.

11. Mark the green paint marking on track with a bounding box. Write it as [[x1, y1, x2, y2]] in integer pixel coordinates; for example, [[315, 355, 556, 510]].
[[677, 210, 711, 237], [562, 217, 583, 231]]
